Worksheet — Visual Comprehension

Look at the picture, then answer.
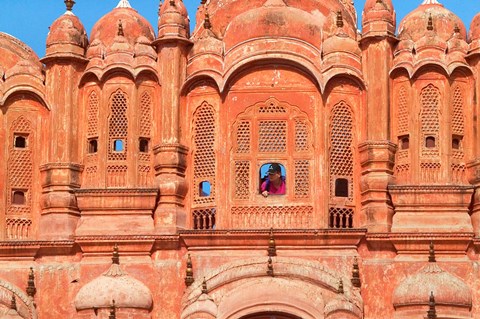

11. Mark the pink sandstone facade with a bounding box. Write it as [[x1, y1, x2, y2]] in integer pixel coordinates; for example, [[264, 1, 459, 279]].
[[0, 0, 480, 317]]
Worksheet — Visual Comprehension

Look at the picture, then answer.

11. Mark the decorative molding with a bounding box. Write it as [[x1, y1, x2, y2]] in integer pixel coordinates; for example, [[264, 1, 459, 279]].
[[75, 188, 158, 195], [39, 162, 84, 171]]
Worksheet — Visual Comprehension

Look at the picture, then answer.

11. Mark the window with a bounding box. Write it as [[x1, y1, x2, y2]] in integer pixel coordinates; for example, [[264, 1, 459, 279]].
[[12, 191, 26, 205], [199, 181, 211, 197], [88, 139, 98, 153], [399, 135, 409, 150], [334, 178, 349, 197], [14, 135, 27, 148], [425, 136, 436, 148], [113, 139, 124, 152], [452, 135, 462, 150], [259, 163, 286, 195], [139, 138, 149, 153]]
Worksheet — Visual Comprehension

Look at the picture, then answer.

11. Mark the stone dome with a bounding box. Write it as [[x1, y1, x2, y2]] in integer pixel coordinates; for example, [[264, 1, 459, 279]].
[[469, 13, 480, 41], [223, 0, 326, 50], [362, 0, 395, 25], [398, 0, 466, 42], [392, 262, 471, 308], [0, 33, 40, 70], [46, 11, 87, 56], [89, 3, 154, 49], [75, 262, 153, 310], [157, 0, 190, 39]]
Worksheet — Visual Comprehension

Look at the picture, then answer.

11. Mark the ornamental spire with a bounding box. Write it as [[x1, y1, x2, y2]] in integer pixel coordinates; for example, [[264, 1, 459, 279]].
[[427, 292, 437, 319], [428, 241, 436, 263], [116, 0, 132, 8], [64, 0, 75, 11], [421, 0, 440, 4]]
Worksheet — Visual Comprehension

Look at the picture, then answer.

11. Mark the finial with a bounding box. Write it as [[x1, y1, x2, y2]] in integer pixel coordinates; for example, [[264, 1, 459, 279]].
[[201, 0, 207, 4], [427, 14, 434, 31], [109, 300, 116, 319], [116, 0, 132, 8], [202, 277, 208, 294], [170, 0, 175, 6], [117, 20, 125, 37], [336, 11, 344, 28], [112, 244, 120, 265], [10, 294, 17, 311], [428, 241, 436, 263], [351, 257, 361, 288], [376, 0, 382, 3], [64, 0, 75, 11], [267, 256, 274, 277], [338, 279, 344, 294], [204, 11, 212, 30], [427, 291, 437, 319], [268, 228, 277, 257], [26, 267, 37, 298], [185, 254, 194, 286], [454, 24, 460, 34]]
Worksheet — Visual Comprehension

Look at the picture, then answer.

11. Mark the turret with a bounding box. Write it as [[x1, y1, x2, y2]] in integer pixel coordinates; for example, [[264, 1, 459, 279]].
[[358, 0, 397, 232], [151, 0, 192, 233], [38, 0, 88, 240]]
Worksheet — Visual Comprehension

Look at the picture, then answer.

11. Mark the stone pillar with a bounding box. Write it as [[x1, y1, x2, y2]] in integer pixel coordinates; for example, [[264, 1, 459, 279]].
[[153, 144, 188, 233], [358, 1, 397, 231], [38, 59, 86, 240], [359, 141, 397, 232]]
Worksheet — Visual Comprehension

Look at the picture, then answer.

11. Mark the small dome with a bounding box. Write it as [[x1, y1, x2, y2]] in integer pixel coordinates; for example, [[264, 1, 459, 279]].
[[90, 3, 154, 49], [362, 0, 395, 25], [0, 33, 40, 70], [75, 246, 153, 310], [398, 1, 466, 42], [393, 262, 471, 308], [46, 11, 87, 56], [134, 36, 156, 60], [158, 0, 190, 38], [223, 0, 326, 51], [0, 296, 22, 319], [469, 13, 480, 41]]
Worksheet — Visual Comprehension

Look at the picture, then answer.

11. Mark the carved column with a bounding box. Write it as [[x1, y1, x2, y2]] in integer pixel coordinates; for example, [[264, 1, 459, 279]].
[[39, 58, 87, 240], [359, 141, 397, 232], [153, 144, 188, 233]]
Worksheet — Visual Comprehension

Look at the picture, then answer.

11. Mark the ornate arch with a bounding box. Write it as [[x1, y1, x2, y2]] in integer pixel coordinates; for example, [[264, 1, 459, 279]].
[[181, 257, 363, 319], [0, 278, 37, 319]]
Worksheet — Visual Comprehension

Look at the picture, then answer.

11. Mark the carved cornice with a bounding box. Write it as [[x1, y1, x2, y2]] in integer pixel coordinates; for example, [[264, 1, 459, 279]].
[[153, 143, 189, 155], [75, 188, 158, 195], [40, 163, 84, 171], [388, 185, 474, 192], [358, 140, 397, 150]]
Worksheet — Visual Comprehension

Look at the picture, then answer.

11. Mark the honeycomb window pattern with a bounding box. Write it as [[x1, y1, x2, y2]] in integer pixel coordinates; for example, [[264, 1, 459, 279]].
[[258, 120, 287, 153], [295, 119, 310, 152], [7, 116, 33, 216], [397, 86, 409, 135], [234, 161, 250, 200], [420, 84, 440, 136], [108, 90, 128, 161], [258, 102, 287, 113], [139, 91, 152, 137], [294, 160, 310, 198], [193, 103, 216, 201], [235, 121, 251, 154], [329, 101, 354, 179], [87, 91, 99, 138], [451, 86, 464, 136]]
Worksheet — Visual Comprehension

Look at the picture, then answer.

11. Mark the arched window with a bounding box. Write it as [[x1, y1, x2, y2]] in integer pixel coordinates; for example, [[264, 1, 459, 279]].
[[425, 136, 436, 148], [14, 135, 27, 148], [139, 138, 149, 153], [12, 191, 26, 205], [88, 139, 98, 153], [259, 163, 286, 195]]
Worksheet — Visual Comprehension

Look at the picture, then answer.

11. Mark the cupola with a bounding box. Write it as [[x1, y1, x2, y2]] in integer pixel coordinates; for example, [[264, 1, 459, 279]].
[[393, 243, 472, 318], [398, 0, 466, 43], [45, 0, 88, 60], [75, 245, 153, 311], [362, 0, 396, 36], [468, 13, 480, 55], [158, 0, 190, 39], [88, 0, 155, 57]]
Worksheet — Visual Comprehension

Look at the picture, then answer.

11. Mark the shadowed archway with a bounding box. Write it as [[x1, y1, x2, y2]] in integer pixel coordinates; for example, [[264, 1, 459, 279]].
[[240, 312, 301, 319]]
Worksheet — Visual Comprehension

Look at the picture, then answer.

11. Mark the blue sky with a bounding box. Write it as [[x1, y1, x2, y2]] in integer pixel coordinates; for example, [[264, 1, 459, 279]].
[[0, 0, 478, 57]]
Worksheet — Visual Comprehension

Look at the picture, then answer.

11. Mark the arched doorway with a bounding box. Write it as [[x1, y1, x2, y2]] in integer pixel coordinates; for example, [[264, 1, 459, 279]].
[[240, 312, 301, 319]]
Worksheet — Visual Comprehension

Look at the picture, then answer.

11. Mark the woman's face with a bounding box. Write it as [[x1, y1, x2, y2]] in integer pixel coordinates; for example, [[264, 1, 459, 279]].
[[269, 171, 281, 182]]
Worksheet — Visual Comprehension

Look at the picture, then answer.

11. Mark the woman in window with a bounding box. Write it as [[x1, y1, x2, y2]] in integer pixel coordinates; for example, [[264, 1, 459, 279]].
[[261, 163, 286, 197]]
